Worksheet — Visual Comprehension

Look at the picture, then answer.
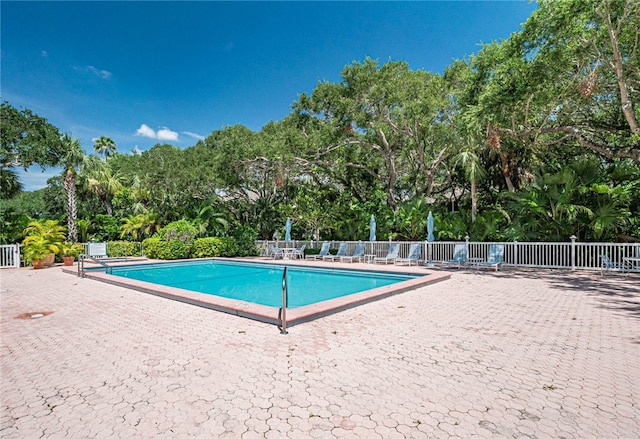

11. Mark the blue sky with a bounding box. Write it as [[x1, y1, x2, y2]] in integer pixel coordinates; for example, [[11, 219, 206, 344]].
[[1, 1, 537, 190]]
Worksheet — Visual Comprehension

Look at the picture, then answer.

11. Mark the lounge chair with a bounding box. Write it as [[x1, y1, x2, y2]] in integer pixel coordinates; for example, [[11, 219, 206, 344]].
[[323, 242, 348, 261], [374, 243, 400, 264], [601, 255, 624, 276], [395, 243, 422, 266], [291, 244, 306, 259], [340, 242, 366, 263], [441, 244, 467, 268], [306, 242, 331, 261], [477, 244, 504, 271]]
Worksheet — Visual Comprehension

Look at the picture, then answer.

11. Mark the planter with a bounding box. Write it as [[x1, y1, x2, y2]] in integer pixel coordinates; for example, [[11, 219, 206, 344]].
[[62, 256, 75, 266], [32, 259, 45, 269], [44, 253, 56, 266]]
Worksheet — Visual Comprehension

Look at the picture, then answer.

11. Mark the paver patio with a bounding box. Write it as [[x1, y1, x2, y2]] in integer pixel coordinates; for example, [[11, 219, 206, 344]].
[[1, 264, 638, 438]]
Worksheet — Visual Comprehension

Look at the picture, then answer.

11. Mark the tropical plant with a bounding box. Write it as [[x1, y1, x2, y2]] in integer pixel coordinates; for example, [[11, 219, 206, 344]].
[[22, 219, 66, 252], [22, 235, 51, 262], [93, 136, 116, 160], [60, 241, 84, 257], [59, 134, 84, 242]]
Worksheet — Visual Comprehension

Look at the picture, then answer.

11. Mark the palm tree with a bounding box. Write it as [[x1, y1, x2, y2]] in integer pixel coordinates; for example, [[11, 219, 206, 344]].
[[60, 134, 85, 242], [121, 211, 161, 241], [455, 141, 486, 223], [93, 136, 116, 161], [0, 168, 23, 198], [82, 157, 122, 215]]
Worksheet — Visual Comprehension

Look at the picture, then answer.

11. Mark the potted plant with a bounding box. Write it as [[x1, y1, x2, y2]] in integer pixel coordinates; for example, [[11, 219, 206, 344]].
[[22, 236, 51, 269], [23, 220, 65, 266], [60, 242, 84, 266]]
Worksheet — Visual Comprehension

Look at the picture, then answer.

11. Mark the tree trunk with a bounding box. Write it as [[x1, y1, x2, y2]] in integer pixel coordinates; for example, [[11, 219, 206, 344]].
[[471, 180, 477, 223], [63, 169, 78, 242]]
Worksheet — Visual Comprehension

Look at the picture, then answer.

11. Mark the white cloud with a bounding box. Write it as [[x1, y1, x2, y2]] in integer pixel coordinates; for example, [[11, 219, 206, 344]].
[[135, 124, 157, 139], [182, 131, 205, 141], [157, 128, 179, 141], [135, 124, 180, 142], [41, 50, 49, 58], [88, 66, 112, 79], [74, 65, 112, 80]]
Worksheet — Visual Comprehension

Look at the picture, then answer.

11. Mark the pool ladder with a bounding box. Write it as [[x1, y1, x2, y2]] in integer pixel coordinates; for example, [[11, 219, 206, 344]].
[[77, 254, 113, 277], [280, 266, 288, 334]]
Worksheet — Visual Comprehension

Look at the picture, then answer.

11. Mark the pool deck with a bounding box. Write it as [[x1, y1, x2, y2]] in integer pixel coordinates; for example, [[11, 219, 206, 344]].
[[1, 262, 639, 438]]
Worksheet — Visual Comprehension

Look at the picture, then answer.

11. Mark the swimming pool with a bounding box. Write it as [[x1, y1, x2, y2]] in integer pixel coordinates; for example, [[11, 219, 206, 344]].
[[81, 259, 451, 326], [108, 260, 417, 307]]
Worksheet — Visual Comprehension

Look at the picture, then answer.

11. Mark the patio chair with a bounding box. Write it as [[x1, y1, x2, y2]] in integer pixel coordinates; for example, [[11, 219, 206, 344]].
[[340, 242, 366, 263], [441, 244, 467, 269], [374, 243, 400, 264], [270, 245, 284, 260], [291, 244, 306, 259], [395, 243, 422, 266], [306, 242, 331, 261], [477, 244, 504, 271], [601, 255, 624, 276], [323, 242, 348, 262]]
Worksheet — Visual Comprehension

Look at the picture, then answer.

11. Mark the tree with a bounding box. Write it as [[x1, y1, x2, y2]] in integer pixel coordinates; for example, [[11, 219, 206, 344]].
[[463, 0, 640, 167], [454, 138, 486, 223], [294, 59, 454, 209], [82, 157, 122, 215], [93, 136, 116, 160], [0, 101, 60, 195], [58, 134, 85, 242]]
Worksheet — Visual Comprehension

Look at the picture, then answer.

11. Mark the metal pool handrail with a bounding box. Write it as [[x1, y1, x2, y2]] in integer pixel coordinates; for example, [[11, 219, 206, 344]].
[[280, 266, 288, 335], [78, 254, 113, 277]]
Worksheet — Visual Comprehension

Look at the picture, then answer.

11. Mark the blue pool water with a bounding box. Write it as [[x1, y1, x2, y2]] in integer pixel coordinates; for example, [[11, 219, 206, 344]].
[[107, 260, 417, 308]]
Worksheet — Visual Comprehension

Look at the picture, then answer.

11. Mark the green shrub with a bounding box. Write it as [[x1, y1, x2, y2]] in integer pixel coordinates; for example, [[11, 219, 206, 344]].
[[107, 240, 141, 257], [142, 237, 162, 259], [192, 237, 239, 258], [157, 219, 198, 244], [232, 225, 258, 256], [142, 237, 191, 260]]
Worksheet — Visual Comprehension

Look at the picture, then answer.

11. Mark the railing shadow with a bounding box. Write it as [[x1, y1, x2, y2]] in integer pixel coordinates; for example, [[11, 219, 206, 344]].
[[472, 268, 640, 321]]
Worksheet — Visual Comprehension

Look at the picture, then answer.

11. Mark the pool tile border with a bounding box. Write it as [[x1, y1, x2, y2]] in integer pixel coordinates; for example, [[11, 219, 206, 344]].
[[66, 258, 451, 327]]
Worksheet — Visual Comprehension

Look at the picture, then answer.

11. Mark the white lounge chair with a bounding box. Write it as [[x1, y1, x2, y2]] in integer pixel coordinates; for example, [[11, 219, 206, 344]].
[[477, 244, 504, 271], [340, 242, 366, 263], [374, 243, 400, 264], [441, 244, 467, 268], [323, 242, 348, 261], [395, 243, 422, 266], [306, 242, 331, 261]]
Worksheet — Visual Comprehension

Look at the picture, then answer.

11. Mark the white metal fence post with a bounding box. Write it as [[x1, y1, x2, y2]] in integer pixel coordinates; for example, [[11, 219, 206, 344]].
[[465, 235, 470, 259], [570, 235, 577, 270], [514, 240, 518, 268]]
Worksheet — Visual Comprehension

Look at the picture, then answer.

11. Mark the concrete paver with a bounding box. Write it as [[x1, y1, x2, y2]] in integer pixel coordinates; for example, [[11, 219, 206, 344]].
[[1, 265, 639, 438]]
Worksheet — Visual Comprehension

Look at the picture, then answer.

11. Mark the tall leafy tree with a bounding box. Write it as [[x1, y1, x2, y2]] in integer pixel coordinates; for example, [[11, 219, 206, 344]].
[[463, 0, 640, 167], [294, 58, 455, 209], [0, 101, 60, 195], [93, 136, 116, 160], [59, 134, 84, 242]]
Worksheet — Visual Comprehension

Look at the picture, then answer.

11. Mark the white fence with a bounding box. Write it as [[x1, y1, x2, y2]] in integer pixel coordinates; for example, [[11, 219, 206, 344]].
[[257, 238, 640, 272], [0, 244, 21, 269]]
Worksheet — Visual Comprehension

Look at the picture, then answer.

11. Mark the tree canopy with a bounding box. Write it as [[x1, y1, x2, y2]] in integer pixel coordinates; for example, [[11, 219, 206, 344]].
[[2, 0, 638, 244]]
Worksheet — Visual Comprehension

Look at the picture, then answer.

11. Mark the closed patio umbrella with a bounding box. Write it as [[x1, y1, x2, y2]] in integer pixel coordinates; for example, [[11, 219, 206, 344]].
[[427, 211, 435, 242], [369, 215, 376, 241], [285, 218, 291, 242]]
